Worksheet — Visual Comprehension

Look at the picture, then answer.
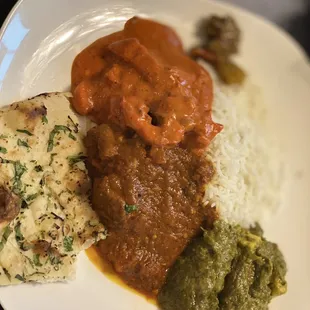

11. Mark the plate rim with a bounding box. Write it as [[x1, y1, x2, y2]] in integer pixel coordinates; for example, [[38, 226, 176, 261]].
[[0, 1, 309, 310]]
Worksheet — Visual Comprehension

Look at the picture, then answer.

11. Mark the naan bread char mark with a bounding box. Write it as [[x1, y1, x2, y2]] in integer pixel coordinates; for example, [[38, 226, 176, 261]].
[[0, 186, 21, 228]]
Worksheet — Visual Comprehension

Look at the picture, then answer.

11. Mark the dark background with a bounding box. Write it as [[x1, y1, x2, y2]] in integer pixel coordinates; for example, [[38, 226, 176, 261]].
[[0, 1, 15, 28], [0, 0, 309, 309]]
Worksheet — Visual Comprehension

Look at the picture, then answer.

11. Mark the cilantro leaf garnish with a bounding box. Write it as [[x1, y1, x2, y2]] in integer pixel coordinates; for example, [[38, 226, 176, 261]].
[[63, 236, 74, 252], [124, 204, 138, 214], [14, 222, 24, 243], [67, 154, 87, 166], [0, 146, 7, 154], [15, 274, 25, 282], [17, 139, 31, 149], [33, 254, 43, 267], [47, 125, 75, 152], [12, 161, 27, 195], [42, 115, 48, 124], [16, 129, 33, 136]]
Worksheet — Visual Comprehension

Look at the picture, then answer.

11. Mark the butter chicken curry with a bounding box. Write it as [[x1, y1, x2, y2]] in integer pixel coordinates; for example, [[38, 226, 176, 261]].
[[72, 16, 222, 152]]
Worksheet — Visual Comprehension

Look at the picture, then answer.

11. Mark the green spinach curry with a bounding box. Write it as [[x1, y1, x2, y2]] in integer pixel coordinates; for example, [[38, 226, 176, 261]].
[[158, 220, 287, 310]]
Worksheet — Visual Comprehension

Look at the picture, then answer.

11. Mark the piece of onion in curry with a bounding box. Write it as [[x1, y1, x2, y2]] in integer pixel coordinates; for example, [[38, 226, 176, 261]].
[[71, 17, 222, 295]]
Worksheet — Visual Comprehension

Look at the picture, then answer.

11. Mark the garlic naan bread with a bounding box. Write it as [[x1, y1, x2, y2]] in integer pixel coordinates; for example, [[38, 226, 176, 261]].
[[0, 93, 106, 285]]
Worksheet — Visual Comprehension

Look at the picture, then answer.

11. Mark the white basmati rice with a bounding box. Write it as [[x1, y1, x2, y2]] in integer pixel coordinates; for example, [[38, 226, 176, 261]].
[[205, 83, 285, 228]]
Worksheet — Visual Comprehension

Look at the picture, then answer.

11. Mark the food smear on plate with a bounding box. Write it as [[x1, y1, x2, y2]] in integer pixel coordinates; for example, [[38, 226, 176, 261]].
[[0, 93, 106, 284], [71, 15, 287, 309]]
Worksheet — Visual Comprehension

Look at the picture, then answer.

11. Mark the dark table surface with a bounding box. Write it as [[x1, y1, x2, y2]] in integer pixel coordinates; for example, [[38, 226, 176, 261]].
[[0, 0, 309, 309]]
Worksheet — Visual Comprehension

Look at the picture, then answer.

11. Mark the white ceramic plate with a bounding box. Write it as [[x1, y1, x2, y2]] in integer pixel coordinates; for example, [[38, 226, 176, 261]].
[[0, 0, 310, 309]]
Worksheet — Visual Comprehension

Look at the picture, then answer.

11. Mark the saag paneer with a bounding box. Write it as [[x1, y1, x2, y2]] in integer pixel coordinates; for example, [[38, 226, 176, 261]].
[[158, 220, 287, 310]]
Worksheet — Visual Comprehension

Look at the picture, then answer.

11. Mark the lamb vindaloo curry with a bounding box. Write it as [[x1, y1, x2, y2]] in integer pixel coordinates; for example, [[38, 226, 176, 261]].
[[71, 16, 221, 294], [85, 125, 215, 293]]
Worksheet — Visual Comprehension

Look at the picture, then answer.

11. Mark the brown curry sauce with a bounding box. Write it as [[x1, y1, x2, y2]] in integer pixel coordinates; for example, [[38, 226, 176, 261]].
[[71, 17, 221, 296]]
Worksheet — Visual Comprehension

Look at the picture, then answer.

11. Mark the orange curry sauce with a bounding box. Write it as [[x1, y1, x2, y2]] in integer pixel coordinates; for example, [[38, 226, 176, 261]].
[[86, 246, 157, 304], [71, 16, 222, 152]]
